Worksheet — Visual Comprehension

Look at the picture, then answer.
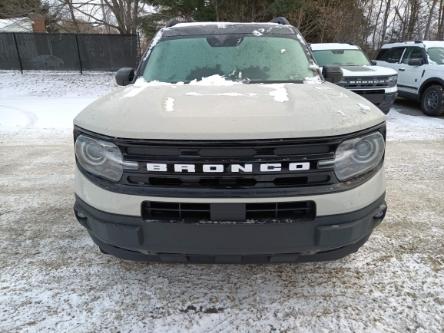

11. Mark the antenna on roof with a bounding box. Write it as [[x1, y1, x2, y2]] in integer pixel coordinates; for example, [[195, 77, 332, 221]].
[[270, 17, 290, 25]]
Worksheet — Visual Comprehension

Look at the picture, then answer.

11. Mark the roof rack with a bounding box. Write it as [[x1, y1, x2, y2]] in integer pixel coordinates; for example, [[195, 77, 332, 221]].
[[270, 17, 290, 25], [165, 17, 192, 28]]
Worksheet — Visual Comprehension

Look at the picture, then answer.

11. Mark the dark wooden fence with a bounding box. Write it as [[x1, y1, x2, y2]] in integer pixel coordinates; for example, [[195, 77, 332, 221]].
[[0, 32, 139, 73]]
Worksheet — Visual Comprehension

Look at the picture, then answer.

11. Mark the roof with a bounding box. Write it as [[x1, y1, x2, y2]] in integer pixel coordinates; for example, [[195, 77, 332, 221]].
[[161, 22, 296, 37], [0, 17, 32, 32], [310, 43, 360, 51], [381, 41, 444, 49]]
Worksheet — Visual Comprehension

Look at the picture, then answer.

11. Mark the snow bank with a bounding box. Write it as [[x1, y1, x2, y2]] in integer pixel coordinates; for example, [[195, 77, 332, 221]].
[[0, 71, 114, 98], [0, 98, 93, 130], [0, 72, 115, 142], [386, 104, 444, 141]]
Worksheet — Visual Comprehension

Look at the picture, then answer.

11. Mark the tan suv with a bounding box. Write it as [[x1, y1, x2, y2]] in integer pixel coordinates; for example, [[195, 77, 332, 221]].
[[73, 18, 387, 263]]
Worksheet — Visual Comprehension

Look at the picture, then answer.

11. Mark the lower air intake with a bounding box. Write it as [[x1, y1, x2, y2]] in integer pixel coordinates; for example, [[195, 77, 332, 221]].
[[141, 201, 316, 222]]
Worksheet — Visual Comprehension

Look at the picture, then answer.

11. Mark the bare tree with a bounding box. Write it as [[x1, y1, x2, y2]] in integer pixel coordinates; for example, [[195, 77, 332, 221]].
[[437, 0, 444, 39], [406, 0, 420, 39], [65, 0, 80, 32], [67, 0, 143, 34], [424, 0, 438, 39]]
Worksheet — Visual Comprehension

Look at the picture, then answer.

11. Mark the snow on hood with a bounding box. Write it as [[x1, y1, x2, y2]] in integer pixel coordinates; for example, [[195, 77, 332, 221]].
[[75, 81, 385, 140], [189, 75, 241, 86], [121, 76, 241, 98]]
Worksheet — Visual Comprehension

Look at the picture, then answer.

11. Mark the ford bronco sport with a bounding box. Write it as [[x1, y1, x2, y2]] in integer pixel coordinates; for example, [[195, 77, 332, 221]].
[[376, 41, 444, 116], [311, 43, 398, 114], [73, 18, 387, 263]]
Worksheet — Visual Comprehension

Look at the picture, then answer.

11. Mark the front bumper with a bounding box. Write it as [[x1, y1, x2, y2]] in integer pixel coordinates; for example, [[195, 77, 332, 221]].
[[353, 90, 397, 114], [74, 194, 387, 263]]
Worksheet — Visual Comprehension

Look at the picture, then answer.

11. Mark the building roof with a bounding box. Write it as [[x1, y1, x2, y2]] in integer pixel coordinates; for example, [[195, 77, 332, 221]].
[[0, 17, 33, 32]]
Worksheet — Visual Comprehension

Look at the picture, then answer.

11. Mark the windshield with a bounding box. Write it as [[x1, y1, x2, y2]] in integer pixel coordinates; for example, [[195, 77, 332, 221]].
[[427, 47, 444, 64], [312, 49, 370, 66], [142, 35, 315, 83]]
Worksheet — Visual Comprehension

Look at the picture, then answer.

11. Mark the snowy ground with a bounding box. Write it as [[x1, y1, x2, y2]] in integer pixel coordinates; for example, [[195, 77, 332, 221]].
[[0, 72, 443, 332], [0, 71, 115, 143]]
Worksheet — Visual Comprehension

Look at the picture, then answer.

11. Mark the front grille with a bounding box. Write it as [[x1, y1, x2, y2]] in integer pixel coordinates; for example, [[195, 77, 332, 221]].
[[141, 201, 316, 222], [340, 76, 389, 89], [143, 201, 211, 220], [353, 89, 385, 94], [126, 173, 331, 188], [74, 124, 386, 198], [245, 201, 315, 219], [118, 139, 337, 190]]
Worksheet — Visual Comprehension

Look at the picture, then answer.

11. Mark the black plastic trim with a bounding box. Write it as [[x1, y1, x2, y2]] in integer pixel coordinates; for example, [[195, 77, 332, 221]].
[[74, 194, 387, 262], [398, 90, 419, 100], [398, 83, 418, 90], [92, 234, 371, 263], [418, 77, 444, 96]]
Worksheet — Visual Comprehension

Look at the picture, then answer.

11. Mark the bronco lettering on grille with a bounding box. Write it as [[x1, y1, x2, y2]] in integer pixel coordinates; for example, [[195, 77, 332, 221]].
[[146, 162, 310, 173]]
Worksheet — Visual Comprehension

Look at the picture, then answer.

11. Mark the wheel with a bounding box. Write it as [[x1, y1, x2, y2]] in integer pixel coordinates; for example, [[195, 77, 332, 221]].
[[421, 85, 444, 116]]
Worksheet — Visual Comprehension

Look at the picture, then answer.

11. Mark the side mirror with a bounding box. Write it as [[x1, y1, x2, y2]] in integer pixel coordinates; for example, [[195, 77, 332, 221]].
[[322, 65, 343, 84], [115, 67, 135, 86], [370, 60, 377, 65], [408, 58, 424, 66]]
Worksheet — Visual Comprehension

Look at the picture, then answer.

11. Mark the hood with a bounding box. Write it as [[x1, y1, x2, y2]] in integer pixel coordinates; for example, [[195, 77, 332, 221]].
[[341, 65, 397, 77], [74, 81, 385, 140]]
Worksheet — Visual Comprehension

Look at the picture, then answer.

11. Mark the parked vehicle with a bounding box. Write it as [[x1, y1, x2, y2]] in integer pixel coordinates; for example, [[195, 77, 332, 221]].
[[311, 43, 398, 114], [376, 41, 444, 116], [73, 19, 387, 263]]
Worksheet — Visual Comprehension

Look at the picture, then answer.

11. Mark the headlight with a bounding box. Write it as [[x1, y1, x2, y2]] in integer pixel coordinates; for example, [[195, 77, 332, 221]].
[[330, 132, 385, 181], [75, 135, 125, 181], [386, 75, 398, 87]]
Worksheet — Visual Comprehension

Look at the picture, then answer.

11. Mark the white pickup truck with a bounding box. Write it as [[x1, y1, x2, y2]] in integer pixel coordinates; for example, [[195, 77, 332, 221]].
[[376, 41, 444, 116], [311, 43, 398, 114]]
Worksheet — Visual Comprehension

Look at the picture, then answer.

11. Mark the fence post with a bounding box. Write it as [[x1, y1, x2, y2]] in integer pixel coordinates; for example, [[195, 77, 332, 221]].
[[12, 33, 23, 74], [136, 32, 141, 65], [74, 34, 83, 74]]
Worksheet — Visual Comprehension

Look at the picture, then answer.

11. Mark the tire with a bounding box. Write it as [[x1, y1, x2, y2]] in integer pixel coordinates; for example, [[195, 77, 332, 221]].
[[421, 85, 444, 116]]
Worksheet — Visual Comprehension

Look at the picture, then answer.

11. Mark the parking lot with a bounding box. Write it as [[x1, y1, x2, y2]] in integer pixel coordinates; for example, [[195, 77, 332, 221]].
[[0, 73, 443, 332]]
